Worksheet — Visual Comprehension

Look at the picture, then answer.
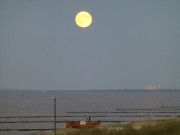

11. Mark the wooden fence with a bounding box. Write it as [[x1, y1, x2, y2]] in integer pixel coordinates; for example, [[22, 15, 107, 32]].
[[1, 108, 180, 132]]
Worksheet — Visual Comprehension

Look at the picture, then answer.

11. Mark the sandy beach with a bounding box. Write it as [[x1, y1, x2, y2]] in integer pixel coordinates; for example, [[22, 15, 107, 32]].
[[34, 118, 180, 135]]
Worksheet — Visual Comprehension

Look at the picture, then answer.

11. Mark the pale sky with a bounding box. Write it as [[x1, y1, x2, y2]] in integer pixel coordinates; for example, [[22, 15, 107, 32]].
[[0, 0, 180, 90]]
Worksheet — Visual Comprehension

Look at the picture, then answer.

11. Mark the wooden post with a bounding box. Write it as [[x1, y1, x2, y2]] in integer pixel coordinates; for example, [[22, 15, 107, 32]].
[[50, 97, 56, 135], [54, 97, 56, 135]]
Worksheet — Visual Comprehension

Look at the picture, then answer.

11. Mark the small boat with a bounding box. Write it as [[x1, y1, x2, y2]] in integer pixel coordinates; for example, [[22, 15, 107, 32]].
[[65, 120, 101, 128]]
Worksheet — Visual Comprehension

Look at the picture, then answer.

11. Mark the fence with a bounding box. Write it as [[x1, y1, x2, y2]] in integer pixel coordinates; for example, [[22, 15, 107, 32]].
[[1, 108, 180, 132]]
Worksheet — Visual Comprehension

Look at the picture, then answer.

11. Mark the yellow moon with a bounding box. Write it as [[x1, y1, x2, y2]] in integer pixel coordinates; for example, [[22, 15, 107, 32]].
[[75, 11, 92, 28]]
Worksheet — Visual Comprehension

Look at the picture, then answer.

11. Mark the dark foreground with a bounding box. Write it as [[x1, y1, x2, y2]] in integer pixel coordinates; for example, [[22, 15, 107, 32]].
[[36, 119, 180, 135]]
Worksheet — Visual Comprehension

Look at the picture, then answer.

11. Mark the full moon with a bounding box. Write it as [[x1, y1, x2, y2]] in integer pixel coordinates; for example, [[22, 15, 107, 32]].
[[75, 11, 92, 28]]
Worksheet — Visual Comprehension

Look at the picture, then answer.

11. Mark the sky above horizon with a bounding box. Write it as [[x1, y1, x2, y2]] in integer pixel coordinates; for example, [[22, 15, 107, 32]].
[[0, 0, 180, 90]]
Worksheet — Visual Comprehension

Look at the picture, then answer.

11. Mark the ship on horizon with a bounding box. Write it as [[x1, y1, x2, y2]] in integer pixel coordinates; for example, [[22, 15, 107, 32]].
[[144, 85, 160, 90]]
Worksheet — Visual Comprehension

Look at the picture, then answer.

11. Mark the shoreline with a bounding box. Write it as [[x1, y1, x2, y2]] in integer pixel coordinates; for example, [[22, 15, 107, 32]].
[[34, 118, 180, 135]]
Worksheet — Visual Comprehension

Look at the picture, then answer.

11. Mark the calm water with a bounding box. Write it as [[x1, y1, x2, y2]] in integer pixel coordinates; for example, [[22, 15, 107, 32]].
[[0, 90, 180, 135]]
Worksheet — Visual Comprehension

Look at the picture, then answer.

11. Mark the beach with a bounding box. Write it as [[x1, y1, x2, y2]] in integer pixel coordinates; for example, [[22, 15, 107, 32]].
[[35, 118, 180, 135]]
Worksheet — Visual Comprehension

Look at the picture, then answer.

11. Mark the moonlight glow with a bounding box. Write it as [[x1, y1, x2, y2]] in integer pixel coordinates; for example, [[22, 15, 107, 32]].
[[75, 11, 92, 28]]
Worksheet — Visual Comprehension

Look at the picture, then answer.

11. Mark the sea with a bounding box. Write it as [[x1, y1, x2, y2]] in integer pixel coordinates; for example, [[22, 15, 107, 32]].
[[0, 89, 180, 135]]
